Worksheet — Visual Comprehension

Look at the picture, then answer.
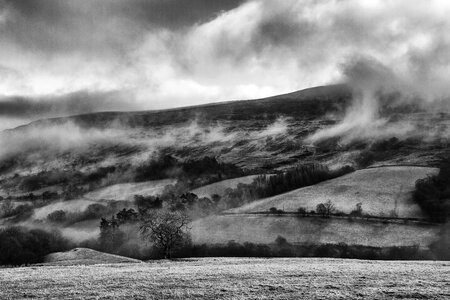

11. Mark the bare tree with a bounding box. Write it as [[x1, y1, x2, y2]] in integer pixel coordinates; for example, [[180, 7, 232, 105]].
[[140, 209, 191, 259], [324, 200, 336, 216]]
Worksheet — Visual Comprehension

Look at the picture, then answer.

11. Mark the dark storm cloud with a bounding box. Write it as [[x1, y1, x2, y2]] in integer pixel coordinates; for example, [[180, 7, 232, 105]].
[[0, 90, 136, 118], [0, 0, 246, 55], [121, 0, 247, 29]]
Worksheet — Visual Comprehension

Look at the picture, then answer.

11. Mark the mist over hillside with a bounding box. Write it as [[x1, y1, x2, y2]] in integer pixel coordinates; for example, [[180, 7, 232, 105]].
[[1, 83, 449, 263], [1, 83, 449, 186]]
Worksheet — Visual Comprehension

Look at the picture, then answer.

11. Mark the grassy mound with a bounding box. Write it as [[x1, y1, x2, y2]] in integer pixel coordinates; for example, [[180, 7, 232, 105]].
[[43, 248, 142, 266]]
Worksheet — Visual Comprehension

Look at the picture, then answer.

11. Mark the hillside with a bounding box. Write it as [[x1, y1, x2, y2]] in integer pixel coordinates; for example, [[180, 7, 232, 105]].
[[228, 166, 438, 218], [0, 84, 449, 194], [190, 166, 442, 249], [1, 84, 449, 255], [19, 84, 351, 129]]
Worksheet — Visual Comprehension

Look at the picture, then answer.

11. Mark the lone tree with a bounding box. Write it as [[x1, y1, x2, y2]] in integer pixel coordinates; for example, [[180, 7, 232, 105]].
[[140, 209, 191, 259], [350, 202, 363, 217]]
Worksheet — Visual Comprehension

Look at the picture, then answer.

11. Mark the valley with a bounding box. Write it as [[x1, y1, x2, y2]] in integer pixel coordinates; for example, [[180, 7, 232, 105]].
[[0, 85, 449, 263]]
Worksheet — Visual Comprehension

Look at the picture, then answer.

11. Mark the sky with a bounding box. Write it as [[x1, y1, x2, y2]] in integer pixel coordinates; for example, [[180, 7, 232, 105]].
[[1, 0, 450, 130]]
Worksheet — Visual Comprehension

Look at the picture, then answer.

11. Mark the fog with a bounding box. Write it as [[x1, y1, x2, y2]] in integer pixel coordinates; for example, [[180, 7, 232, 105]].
[[308, 55, 450, 144], [0, 116, 291, 176]]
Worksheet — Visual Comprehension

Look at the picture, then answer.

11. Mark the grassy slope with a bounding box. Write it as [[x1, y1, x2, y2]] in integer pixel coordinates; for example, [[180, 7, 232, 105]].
[[190, 175, 261, 198], [190, 166, 440, 248], [32, 199, 99, 220], [191, 214, 439, 248], [228, 166, 438, 218], [84, 179, 176, 201], [1, 258, 448, 299]]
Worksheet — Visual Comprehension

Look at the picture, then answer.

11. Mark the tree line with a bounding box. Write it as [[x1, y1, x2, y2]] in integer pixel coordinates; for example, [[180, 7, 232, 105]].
[[414, 157, 450, 223], [0, 227, 72, 266]]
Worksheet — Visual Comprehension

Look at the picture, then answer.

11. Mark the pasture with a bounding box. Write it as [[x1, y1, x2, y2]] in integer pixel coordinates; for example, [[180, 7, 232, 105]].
[[0, 258, 448, 299], [191, 214, 440, 247], [230, 166, 437, 218]]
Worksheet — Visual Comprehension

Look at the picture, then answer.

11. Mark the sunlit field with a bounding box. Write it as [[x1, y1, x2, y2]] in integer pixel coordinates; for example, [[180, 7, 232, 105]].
[[1, 258, 449, 299]]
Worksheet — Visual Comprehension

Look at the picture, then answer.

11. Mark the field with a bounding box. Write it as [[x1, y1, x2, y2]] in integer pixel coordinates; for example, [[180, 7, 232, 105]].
[[191, 214, 439, 247], [229, 166, 438, 218], [190, 175, 262, 198], [84, 179, 176, 201], [0, 258, 448, 299]]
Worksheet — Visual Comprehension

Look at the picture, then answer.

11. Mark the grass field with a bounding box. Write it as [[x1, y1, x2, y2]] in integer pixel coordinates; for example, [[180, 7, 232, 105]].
[[0, 258, 448, 299], [229, 166, 437, 218], [191, 214, 439, 248], [190, 175, 262, 198], [84, 179, 176, 201]]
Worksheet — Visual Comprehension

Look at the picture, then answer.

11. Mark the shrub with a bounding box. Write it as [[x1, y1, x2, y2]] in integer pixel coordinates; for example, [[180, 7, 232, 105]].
[[116, 208, 138, 224], [316, 200, 335, 217], [134, 195, 162, 214], [297, 207, 307, 215], [413, 157, 450, 222], [10, 204, 34, 220], [64, 203, 115, 225], [0, 227, 71, 266], [42, 191, 59, 200], [350, 202, 363, 217], [0, 199, 14, 218], [47, 210, 67, 223], [172, 241, 430, 260], [316, 203, 327, 217], [269, 207, 284, 214], [99, 217, 125, 253]]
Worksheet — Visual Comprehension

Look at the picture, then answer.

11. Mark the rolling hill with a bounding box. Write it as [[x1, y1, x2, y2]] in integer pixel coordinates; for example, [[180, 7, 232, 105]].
[[190, 166, 441, 248], [228, 166, 438, 218]]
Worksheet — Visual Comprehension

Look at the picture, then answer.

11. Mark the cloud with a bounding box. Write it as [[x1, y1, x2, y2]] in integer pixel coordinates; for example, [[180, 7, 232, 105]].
[[1, 0, 450, 131], [0, 90, 138, 118]]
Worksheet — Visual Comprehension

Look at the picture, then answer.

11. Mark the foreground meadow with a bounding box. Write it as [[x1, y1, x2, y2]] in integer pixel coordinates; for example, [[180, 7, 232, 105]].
[[1, 258, 449, 299]]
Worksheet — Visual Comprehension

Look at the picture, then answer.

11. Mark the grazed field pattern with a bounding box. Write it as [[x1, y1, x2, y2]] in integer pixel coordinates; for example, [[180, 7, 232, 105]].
[[1, 258, 448, 299]]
